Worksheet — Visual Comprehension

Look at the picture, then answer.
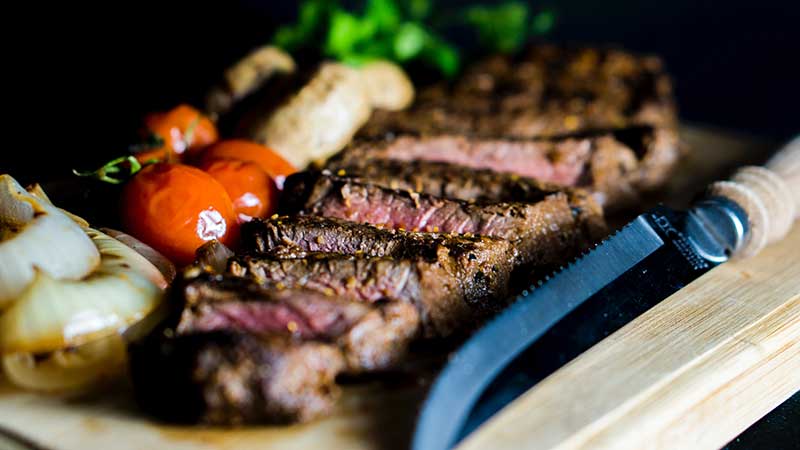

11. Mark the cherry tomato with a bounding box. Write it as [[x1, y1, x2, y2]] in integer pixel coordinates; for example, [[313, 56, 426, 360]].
[[199, 140, 296, 189], [200, 158, 278, 222], [121, 163, 237, 266], [135, 104, 218, 163]]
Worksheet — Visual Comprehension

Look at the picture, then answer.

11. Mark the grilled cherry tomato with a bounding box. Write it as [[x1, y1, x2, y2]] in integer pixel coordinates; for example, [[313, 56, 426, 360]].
[[135, 104, 218, 163], [199, 140, 296, 188], [200, 158, 278, 222], [121, 163, 237, 265]]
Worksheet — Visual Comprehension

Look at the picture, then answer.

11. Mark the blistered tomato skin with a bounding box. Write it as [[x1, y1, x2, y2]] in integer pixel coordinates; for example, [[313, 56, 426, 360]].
[[200, 158, 278, 222], [135, 105, 218, 163], [121, 163, 237, 266], [200, 140, 296, 189]]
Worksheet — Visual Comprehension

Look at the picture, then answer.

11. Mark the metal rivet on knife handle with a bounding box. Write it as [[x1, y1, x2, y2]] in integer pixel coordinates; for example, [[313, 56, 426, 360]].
[[708, 137, 799, 259]]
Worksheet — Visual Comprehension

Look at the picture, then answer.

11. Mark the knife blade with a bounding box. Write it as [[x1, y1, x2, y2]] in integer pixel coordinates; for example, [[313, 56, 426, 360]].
[[413, 139, 799, 450]]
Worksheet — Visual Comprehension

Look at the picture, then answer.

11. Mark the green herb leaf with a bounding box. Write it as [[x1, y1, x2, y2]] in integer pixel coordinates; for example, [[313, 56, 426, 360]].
[[365, 0, 401, 30], [393, 22, 427, 61], [325, 9, 377, 58], [421, 36, 460, 78], [272, 0, 555, 79], [273, 0, 334, 50]]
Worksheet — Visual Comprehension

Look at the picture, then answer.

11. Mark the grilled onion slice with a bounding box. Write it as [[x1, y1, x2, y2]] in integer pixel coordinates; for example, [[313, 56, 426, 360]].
[[0, 228, 164, 354], [0, 175, 100, 309], [1, 334, 127, 394]]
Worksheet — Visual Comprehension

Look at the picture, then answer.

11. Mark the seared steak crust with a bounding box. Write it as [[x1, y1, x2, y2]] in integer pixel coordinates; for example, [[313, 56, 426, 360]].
[[360, 45, 676, 138], [241, 215, 515, 262]]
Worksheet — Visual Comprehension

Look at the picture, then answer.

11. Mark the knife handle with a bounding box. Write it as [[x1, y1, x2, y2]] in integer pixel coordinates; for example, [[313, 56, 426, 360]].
[[708, 136, 799, 258]]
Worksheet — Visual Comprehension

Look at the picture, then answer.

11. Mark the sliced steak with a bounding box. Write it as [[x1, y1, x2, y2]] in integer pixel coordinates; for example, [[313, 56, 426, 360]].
[[279, 172, 604, 268], [321, 160, 604, 228], [241, 215, 516, 264], [229, 251, 508, 337], [128, 269, 425, 425], [361, 45, 676, 138], [176, 274, 373, 340], [332, 126, 680, 209], [130, 331, 344, 425], [174, 274, 420, 372]]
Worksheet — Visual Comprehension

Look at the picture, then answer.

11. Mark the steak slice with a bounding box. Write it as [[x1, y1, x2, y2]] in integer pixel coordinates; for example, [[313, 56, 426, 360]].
[[228, 250, 509, 337], [174, 274, 420, 372], [176, 274, 373, 340], [360, 45, 676, 139], [331, 126, 680, 210], [279, 172, 604, 268], [321, 160, 604, 228], [241, 215, 516, 264], [130, 331, 344, 425]]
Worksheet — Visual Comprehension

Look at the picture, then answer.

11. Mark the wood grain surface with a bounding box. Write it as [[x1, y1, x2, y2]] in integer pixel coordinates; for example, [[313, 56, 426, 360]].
[[0, 127, 796, 450], [458, 223, 800, 450]]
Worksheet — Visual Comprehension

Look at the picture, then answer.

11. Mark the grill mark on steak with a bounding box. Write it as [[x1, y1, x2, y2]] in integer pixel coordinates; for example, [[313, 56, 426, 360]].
[[279, 171, 604, 269]]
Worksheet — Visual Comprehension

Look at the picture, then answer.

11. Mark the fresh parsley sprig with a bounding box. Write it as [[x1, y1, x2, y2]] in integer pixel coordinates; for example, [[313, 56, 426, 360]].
[[272, 0, 556, 78]]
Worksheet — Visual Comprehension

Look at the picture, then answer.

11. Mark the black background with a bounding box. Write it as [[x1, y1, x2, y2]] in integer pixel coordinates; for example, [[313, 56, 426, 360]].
[[4, 0, 799, 180]]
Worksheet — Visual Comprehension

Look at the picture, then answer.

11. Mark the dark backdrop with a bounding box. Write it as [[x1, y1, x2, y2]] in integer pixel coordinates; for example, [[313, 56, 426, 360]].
[[5, 0, 799, 180]]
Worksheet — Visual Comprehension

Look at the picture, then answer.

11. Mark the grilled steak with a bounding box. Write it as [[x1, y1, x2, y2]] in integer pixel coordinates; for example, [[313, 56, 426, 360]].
[[279, 172, 604, 268], [229, 250, 509, 337], [360, 45, 676, 138], [131, 44, 673, 427], [130, 331, 344, 425], [331, 126, 680, 209]]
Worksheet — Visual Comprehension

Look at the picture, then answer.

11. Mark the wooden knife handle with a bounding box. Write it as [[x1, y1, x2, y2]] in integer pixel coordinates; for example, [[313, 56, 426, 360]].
[[709, 136, 799, 258]]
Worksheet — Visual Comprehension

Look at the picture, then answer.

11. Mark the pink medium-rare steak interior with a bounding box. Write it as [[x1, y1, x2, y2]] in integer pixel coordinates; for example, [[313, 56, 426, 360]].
[[284, 172, 571, 241], [350, 135, 592, 186], [179, 291, 370, 339]]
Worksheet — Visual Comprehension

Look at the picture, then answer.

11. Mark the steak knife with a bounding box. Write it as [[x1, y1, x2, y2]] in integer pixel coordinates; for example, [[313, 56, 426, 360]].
[[413, 137, 799, 450]]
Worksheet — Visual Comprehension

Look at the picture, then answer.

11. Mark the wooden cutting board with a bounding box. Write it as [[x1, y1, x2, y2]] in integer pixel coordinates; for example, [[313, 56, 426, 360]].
[[1, 127, 797, 450]]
